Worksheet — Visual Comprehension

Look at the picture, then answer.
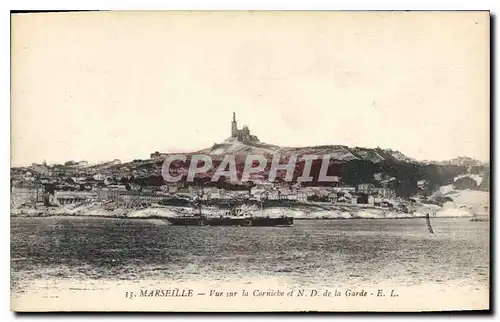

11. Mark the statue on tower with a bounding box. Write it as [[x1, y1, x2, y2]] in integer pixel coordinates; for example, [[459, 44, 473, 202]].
[[231, 112, 238, 137]]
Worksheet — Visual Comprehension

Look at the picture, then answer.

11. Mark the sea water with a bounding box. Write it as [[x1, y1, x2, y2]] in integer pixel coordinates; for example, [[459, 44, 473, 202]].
[[10, 216, 489, 310]]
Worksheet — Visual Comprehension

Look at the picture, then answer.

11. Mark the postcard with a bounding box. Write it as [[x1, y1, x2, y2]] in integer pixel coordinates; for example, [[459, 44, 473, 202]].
[[10, 11, 490, 312]]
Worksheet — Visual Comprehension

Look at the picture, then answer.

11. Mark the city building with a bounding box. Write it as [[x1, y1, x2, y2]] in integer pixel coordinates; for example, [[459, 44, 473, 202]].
[[374, 187, 396, 199], [357, 183, 376, 194]]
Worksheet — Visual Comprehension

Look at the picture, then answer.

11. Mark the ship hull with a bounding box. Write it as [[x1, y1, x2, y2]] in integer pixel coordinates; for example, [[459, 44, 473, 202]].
[[205, 217, 252, 226], [250, 216, 294, 227], [167, 216, 293, 227], [166, 217, 205, 226]]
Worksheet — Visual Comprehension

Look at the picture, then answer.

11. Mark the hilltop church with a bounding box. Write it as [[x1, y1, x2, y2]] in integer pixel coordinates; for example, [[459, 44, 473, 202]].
[[230, 112, 260, 143]]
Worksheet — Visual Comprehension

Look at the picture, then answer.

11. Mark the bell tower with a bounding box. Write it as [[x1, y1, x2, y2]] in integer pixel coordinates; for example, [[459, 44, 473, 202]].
[[231, 112, 238, 137]]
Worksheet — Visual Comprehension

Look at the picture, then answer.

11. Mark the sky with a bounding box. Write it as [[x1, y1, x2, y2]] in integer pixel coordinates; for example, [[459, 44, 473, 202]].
[[11, 11, 490, 166]]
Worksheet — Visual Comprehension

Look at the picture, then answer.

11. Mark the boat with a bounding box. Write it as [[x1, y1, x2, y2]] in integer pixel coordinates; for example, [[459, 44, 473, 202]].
[[206, 205, 294, 227], [205, 217, 252, 226], [250, 215, 293, 227], [250, 198, 294, 227], [167, 197, 293, 227], [470, 215, 489, 222], [166, 196, 206, 226], [166, 215, 206, 226]]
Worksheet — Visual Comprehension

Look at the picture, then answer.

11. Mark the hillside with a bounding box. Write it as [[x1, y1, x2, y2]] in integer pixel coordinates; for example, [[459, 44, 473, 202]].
[[197, 137, 418, 164], [12, 135, 489, 200]]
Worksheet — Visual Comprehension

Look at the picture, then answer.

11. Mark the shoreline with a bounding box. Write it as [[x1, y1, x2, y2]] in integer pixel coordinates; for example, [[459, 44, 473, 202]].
[[10, 212, 484, 221], [10, 199, 487, 221]]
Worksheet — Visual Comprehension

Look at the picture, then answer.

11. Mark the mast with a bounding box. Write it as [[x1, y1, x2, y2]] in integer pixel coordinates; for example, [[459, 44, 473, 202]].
[[196, 182, 206, 218], [425, 213, 434, 234]]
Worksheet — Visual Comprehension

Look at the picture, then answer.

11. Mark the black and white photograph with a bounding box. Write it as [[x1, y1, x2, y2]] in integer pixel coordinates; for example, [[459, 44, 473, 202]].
[[10, 11, 490, 312]]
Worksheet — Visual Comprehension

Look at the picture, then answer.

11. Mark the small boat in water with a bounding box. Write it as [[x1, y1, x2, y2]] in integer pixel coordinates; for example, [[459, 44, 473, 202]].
[[470, 215, 489, 222]]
